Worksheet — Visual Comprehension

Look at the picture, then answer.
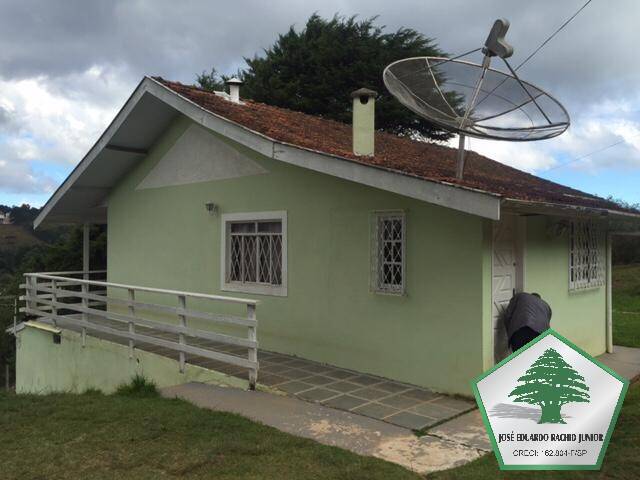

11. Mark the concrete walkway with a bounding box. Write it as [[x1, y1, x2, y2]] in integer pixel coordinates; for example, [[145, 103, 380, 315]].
[[597, 345, 640, 382], [204, 348, 477, 430], [42, 315, 476, 429], [161, 382, 490, 475]]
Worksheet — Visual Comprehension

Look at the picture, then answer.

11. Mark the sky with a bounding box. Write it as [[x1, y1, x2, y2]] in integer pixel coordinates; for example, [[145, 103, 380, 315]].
[[0, 0, 639, 208]]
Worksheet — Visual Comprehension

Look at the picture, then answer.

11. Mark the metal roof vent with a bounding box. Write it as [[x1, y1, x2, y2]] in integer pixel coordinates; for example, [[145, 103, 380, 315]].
[[226, 78, 243, 104]]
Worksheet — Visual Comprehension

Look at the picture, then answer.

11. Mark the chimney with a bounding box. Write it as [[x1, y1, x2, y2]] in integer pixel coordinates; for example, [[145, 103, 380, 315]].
[[350, 88, 377, 156], [226, 77, 243, 103]]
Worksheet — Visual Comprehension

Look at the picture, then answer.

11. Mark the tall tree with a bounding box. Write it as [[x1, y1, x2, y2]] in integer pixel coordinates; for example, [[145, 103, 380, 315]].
[[509, 348, 590, 424], [197, 14, 453, 141]]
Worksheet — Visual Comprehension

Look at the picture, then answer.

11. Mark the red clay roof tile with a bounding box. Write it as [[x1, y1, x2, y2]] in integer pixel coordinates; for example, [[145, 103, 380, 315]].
[[154, 77, 634, 215]]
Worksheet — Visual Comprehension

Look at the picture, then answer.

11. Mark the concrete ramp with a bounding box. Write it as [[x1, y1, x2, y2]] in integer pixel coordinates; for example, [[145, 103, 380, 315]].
[[598, 346, 640, 382], [161, 382, 488, 475]]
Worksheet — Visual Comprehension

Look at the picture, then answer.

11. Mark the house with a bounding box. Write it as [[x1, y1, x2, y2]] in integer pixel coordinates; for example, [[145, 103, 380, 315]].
[[16, 76, 640, 396], [0, 212, 11, 224]]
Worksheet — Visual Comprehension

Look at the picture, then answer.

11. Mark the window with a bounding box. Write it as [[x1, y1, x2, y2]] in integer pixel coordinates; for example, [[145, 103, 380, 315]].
[[221, 211, 287, 296], [371, 211, 405, 294], [569, 220, 604, 291]]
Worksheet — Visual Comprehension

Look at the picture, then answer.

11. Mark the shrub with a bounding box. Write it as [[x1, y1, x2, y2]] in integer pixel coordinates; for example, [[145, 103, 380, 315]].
[[115, 374, 158, 397]]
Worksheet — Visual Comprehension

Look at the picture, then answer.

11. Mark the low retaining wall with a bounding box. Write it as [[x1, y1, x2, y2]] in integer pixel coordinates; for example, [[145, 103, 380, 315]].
[[15, 322, 248, 394]]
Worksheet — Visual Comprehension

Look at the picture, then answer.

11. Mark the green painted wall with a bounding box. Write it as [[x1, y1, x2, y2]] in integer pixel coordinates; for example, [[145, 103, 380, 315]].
[[15, 324, 248, 394], [523, 216, 606, 355], [107, 115, 486, 395]]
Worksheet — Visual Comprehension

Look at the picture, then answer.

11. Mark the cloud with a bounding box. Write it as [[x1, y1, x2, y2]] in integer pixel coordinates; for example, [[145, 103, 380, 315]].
[[0, 156, 56, 194], [465, 138, 558, 172], [0, 67, 132, 164], [462, 101, 640, 175], [0, 0, 638, 205], [0, 64, 134, 198]]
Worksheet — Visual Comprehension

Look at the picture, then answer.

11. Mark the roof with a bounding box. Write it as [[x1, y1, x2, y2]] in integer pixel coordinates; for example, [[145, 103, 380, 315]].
[[155, 77, 635, 216], [34, 76, 639, 228]]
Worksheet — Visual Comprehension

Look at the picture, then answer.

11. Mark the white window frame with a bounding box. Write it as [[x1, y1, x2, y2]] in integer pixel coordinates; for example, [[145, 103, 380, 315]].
[[221, 211, 287, 297], [569, 220, 605, 292], [370, 210, 406, 295]]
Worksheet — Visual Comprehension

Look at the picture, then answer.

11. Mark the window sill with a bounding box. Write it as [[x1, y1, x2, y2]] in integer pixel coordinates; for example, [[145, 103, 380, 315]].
[[371, 289, 406, 297], [569, 285, 604, 294], [222, 282, 287, 297]]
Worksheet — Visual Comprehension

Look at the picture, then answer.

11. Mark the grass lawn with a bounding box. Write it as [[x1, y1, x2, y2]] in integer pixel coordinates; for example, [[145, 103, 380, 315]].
[[431, 263, 640, 479], [2, 265, 638, 479], [613, 264, 640, 348], [0, 387, 420, 480], [431, 381, 640, 479], [1, 383, 638, 480]]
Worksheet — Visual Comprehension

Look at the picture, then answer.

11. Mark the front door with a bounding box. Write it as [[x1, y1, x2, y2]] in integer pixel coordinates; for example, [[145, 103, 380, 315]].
[[492, 214, 521, 363]]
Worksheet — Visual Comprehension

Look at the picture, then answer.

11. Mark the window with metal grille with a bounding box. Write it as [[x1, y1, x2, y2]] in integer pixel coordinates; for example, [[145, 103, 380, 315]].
[[371, 212, 405, 294], [229, 221, 282, 285], [569, 220, 605, 291], [222, 212, 287, 296]]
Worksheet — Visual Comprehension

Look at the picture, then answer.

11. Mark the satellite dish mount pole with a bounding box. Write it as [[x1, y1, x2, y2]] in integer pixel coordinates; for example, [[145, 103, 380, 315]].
[[384, 19, 569, 181], [456, 53, 491, 180], [456, 134, 466, 180], [457, 19, 514, 181]]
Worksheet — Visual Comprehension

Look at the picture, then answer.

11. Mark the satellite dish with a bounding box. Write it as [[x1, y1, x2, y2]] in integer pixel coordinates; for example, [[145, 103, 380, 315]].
[[383, 19, 570, 179]]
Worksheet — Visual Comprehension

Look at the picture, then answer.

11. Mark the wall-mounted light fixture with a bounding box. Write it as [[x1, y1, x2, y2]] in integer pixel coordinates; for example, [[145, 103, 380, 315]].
[[205, 201, 218, 216]]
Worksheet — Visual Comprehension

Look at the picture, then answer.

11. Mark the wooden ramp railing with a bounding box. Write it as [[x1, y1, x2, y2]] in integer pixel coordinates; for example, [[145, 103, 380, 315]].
[[20, 271, 259, 389]]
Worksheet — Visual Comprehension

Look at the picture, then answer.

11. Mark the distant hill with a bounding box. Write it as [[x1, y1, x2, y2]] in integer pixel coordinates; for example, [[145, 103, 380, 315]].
[[0, 224, 43, 250]]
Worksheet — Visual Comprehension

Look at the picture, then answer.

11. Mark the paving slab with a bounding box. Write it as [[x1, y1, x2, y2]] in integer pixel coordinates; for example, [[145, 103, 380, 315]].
[[353, 402, 400, 420], [261, 364, 295, 375], [256, 374, 287, 387], [403, 388, 440, 402], [375, 381, 413, 394], [349, 375, 383, 386], [161, 382, 485, 475], [431, 396, 476, 412], [303, 375, 335, 386], [298, 387, 339, 402], [301, 364, 334, 374], [379, 394, 423, 410], [326, 381, 361, 393], [324, 369, 357, 380], [411, 402, 465, 420], [324, 394, 369, 410], [279, 368, 313, 380], [277, 380, 314, 394], [385, 411, 436, 430], [352, 387, 389, 401]]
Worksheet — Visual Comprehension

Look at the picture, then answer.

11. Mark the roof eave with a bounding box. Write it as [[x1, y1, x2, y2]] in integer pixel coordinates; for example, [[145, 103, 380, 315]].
[[502, 198, 640, 221], [33, 77, 153, 229], [146, 77, 503, 220], [47, 76, 638, 228]]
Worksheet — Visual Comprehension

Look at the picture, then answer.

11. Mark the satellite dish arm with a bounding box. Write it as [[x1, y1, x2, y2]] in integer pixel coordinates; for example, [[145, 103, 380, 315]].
[[502, 58, 552, 125]]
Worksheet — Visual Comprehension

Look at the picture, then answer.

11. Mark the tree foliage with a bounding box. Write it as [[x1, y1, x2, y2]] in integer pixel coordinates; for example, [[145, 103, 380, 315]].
[[509, 348, 590, 424], [0, 204, 107, 386], [606, 197, 640, 265], [197, 14, 453, 141]]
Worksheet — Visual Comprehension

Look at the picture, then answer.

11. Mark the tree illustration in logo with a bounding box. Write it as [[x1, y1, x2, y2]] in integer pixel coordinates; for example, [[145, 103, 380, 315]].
[[509, 348, 590, 424]]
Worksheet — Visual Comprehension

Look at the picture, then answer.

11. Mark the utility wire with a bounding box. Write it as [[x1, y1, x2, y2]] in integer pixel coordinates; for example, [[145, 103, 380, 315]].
[[527, 0, 638, 174], [474, 0, 593, 109], [542, 132, 640, 172], [513, 0, 593, 72], [430, 47, 482, 68]]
